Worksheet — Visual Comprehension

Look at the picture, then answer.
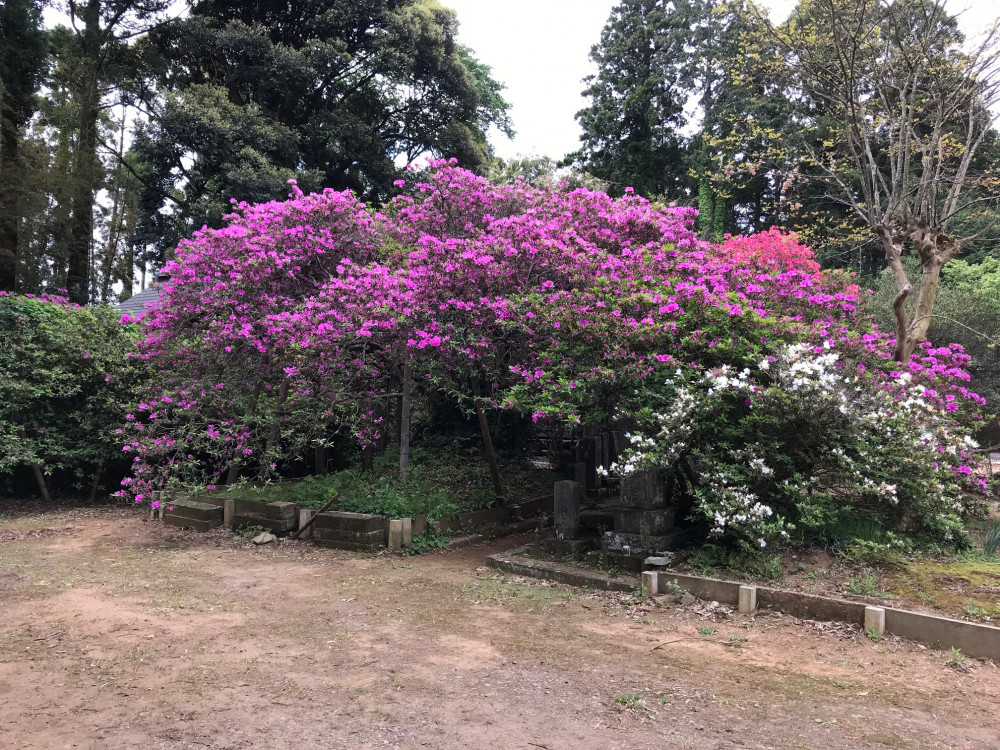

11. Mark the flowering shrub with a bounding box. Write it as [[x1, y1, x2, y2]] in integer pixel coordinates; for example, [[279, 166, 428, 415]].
[[604, 342, 986, 550], [0, 293, 141, 495], [120, 161, 988, 548]]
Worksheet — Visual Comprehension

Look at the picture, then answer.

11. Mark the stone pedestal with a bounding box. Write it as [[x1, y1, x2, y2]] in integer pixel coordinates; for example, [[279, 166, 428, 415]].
[[613, 507, 675, 536], [620, 470, 666, 509]]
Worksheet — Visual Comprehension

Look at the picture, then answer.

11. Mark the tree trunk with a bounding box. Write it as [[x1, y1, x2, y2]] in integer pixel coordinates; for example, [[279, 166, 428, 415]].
[[87, 462, 104, 502], [315, 444, 326, 477], [66, 0, 102, 305], [32, 464, 51, 503], [876, 223, 956, 364], [471, 378, 504, 499], [227, 381, 261, 484], [259, 379, 289, 477], [361, 396, 374, 473], [399, 361, 412, 482]]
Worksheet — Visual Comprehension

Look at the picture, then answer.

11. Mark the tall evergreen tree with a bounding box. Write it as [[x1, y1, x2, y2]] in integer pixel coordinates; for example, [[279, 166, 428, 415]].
[[572, 0, 708, 198], [61, 0, 172, 304], [0, 0, 48, 292]]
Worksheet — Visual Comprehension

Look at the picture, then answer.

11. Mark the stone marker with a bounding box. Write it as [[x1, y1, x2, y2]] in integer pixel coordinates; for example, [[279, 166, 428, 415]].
[[553, 480, 583, 539], [401, 517, 413, 546], [298, 508, 316, 539], [388, 519, 404, 553], [252, 532, 277, 545], [738, 585, 758, 614], [642, 570, 659, 597], [223, 497, 235, 529], [865, 605, 886, 637]]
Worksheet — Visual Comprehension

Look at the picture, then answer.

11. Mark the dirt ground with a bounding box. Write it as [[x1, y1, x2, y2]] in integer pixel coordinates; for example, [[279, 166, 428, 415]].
[[2, 507, 999, 750]]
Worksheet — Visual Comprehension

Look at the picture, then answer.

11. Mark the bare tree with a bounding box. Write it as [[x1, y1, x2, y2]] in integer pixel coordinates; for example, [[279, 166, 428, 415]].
[[770, 0, 1000, 363]]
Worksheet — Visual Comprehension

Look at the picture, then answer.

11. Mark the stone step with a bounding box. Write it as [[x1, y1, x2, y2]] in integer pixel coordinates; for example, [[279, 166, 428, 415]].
[[232, 498, 297, 521], [313, 527, 387, 544], [191, 494, 226, 508]]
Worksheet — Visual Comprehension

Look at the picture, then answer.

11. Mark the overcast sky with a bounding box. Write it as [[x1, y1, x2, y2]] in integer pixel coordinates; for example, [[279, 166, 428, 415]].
[[443, 0, 998, 162]]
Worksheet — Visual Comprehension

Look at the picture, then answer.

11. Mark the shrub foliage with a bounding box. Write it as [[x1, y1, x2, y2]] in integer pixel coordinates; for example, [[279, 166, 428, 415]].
[[119, 162, 989, 548], [0, 293, 140, 495]]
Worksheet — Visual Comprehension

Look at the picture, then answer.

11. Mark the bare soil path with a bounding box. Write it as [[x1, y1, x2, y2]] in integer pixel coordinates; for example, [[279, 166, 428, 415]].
[[1, 507, 998, 750]]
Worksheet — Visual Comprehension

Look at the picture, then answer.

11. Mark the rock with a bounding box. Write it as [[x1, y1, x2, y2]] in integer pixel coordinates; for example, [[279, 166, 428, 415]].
[[643, 556, 672, 568], [680, 593, 697, 606], [252, 532, 277, 545]]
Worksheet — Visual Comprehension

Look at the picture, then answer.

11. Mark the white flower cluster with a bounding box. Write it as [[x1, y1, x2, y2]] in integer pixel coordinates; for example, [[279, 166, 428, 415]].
[[859, 477, 899, 505], [776, 342, 842, 393], [699, 475, 786, 547], [704, 365, 752, 395]]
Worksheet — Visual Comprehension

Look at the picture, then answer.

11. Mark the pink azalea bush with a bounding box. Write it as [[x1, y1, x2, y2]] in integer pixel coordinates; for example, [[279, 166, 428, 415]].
[[119, 160, 989, 548]]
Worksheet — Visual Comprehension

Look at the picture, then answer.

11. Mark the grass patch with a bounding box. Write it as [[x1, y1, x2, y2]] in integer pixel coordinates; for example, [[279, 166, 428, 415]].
[[459, 578, 575, 609], [612, 692, 648, 712], [685, 545, 783, 582], [886, 558, 1000, 619]]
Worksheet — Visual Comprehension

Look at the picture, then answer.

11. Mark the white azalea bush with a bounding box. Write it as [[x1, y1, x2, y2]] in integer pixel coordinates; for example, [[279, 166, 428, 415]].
[[609, 341, 989, 552]]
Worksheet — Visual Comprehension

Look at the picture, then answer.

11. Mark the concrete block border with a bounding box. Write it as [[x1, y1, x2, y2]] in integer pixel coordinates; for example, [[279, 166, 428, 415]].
[[487, 548, 1000, 661]]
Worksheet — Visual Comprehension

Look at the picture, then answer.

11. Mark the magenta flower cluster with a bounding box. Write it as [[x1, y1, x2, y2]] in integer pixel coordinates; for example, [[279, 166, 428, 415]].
[[116, 160, 987, 506]]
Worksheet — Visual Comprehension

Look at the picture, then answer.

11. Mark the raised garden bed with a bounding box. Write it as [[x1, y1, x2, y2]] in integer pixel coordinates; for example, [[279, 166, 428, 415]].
[[160, 487, 555, 553]]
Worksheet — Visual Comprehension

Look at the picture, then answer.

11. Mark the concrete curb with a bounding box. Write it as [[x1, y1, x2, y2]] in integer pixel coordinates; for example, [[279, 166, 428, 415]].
[[486, 545, 637, 592], [488, 549, 1000, 661]]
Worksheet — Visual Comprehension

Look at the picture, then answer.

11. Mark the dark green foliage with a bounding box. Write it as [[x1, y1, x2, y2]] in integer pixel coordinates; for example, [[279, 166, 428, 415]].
[[984, 522, 1000, 559], [217, 438, 556, 519], [697, 180, 713, 237], [0, 0, 49, 292], [0, 295, 141, 495], [134, 0, 511, 264], [572, 0, 708, 197]]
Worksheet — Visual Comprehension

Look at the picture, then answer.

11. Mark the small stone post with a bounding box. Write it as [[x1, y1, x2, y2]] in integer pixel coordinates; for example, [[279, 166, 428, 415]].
[[642, 570, 660, 598], [738, 585, 758, 615], [298, 508, 316, 540], [401, 517, 412, 546], [864, 606, 886, 637], [223, 497, 235, 530], [388, 519, 404, 553]]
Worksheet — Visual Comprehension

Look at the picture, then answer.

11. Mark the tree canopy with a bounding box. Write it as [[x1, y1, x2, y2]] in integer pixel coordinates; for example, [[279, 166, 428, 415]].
[[133, 0, 512, 266], [2, 0, 513, 302]]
